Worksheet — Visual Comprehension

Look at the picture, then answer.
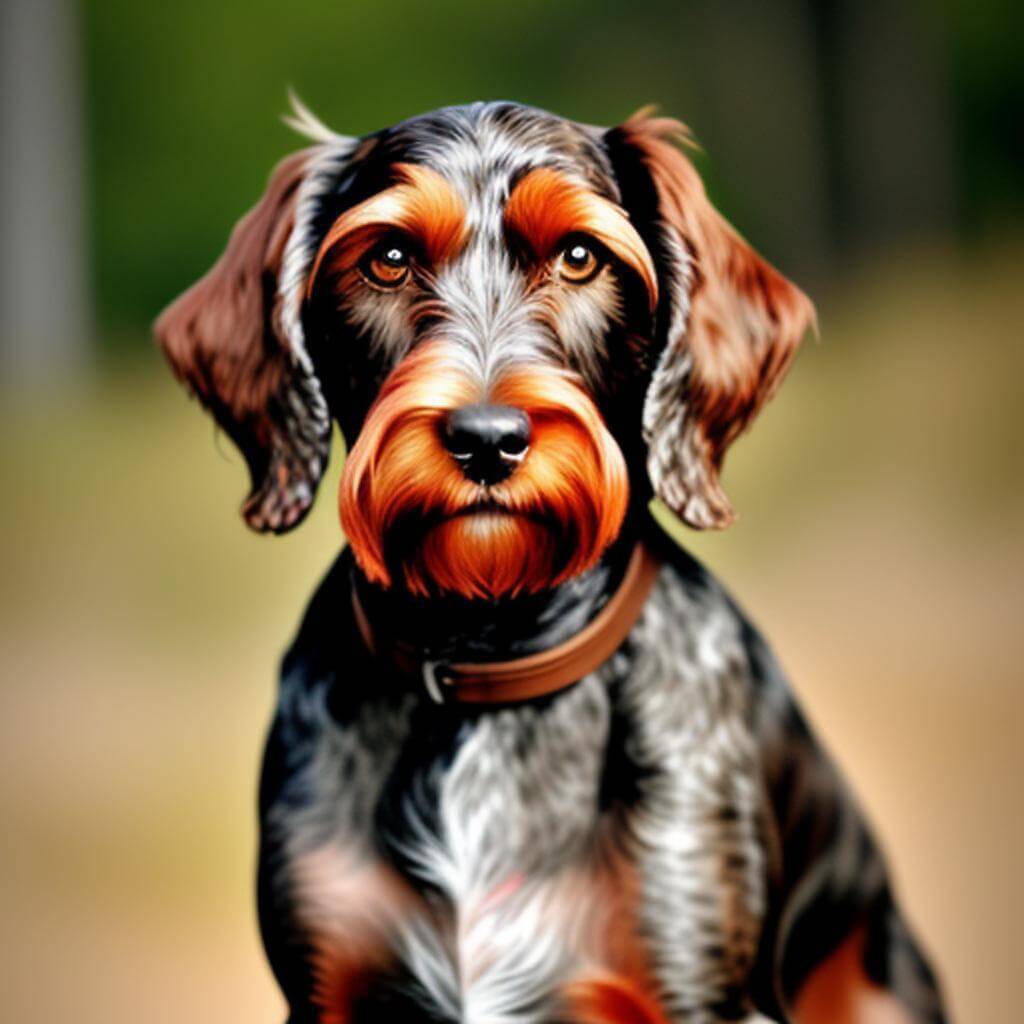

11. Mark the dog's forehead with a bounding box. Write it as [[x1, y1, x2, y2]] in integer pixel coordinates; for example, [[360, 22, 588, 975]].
[[379, 102, 620, 210]]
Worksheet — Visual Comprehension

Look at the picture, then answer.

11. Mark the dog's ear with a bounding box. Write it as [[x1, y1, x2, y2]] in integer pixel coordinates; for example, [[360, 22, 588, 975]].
[[608, 111, 816, 529], [155, 127, 360, 532]]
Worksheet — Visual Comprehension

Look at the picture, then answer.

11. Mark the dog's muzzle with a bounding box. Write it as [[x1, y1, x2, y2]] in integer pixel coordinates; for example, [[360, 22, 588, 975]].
[[338, 343, 629, 600]]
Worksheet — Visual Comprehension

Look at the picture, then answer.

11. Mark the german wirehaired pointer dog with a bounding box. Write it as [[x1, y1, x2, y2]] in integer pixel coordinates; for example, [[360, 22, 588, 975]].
[[156, 100, 946, 1023]]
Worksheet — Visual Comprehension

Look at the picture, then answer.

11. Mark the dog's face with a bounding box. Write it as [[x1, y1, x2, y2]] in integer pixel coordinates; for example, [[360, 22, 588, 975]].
[[157, 102, 814, 600]]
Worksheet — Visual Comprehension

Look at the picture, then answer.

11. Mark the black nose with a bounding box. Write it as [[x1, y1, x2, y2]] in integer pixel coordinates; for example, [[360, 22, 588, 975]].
[[442, 404, 531, 485]]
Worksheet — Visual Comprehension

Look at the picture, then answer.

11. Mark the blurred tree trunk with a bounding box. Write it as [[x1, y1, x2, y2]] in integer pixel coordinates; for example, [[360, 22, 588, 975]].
[[683, 0, 833, 285], [681, 0, 956, 285], [824, 0, 956, 253], [0, 0, 89, 388]]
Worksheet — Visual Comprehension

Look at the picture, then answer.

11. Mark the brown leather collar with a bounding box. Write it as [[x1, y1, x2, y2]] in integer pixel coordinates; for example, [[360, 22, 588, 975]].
[[351, 543, 662, 705]]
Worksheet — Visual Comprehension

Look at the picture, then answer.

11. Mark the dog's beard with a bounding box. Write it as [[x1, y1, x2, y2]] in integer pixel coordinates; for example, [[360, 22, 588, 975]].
[[339, 345, 629, 600], [405, 513, 558, 599]]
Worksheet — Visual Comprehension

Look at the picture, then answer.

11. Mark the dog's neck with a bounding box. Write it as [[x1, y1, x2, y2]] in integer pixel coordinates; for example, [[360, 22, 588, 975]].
[[351, 530, 638, 666]]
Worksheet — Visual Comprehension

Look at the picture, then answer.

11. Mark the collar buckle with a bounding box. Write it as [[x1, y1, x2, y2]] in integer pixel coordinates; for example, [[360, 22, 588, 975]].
[[421, 659, 452, 704]]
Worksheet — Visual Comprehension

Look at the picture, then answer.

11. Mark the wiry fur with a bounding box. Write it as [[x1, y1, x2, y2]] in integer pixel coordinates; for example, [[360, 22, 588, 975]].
[[159, 100, 945, 1024], [264, 560, 768, 1022], [622, 113, 816, 529], [155, 149, 333, 532], [259, 538, 944, 1022]]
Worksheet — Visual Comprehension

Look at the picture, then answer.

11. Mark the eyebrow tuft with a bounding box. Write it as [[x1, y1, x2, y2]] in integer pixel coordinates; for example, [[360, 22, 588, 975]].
[[309, 164, 467, 292], [503, 168, 657, 307]]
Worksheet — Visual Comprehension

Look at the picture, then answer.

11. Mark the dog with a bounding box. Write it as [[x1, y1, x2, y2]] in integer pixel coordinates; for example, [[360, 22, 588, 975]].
[[156, 99, 946, 1023]]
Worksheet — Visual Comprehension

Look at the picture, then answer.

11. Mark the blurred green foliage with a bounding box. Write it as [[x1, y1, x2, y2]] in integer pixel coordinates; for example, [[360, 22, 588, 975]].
[[937, 0, 1024, 229], [82, 0, 1023, 344], [83, 0, 699, 336]]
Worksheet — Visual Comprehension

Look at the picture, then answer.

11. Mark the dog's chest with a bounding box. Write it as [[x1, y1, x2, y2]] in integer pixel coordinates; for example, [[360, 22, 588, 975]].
[[269, 571, 767, 1023]]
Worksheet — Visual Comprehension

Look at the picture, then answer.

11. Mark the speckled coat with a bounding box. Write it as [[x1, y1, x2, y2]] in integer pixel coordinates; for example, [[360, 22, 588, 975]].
[[256, 529, 943, 1023], [154, 100, 946, 1023]]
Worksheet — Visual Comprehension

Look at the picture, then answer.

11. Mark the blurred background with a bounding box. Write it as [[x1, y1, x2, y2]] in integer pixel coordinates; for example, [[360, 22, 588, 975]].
[[1, 1, 1021, 1020]]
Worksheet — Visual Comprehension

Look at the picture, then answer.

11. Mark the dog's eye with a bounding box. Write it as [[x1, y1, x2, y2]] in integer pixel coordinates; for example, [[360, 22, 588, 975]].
[[361, 242, 411, 289], [556, 239, 602, 284]]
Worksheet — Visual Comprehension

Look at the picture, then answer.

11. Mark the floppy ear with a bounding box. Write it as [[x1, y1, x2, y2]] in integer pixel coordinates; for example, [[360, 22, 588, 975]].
[[155, 123, 359, 532], [612, 111, 816, 530]]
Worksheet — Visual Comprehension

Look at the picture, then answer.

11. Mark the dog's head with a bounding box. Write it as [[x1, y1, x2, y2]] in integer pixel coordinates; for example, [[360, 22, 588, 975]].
[[157, 101, 814, 600]]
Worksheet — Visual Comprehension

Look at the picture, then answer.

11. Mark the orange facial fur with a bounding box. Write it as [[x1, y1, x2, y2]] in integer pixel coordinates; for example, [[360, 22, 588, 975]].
[[339, 344, 629, 599], [505, 167, 658, 309], [309, 162, 467, 290]]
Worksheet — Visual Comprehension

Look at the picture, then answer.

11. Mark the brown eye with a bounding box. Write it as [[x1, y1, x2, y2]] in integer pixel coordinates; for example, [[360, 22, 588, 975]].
[[557, 239, 601, 284], [361, 242, 411, 289]]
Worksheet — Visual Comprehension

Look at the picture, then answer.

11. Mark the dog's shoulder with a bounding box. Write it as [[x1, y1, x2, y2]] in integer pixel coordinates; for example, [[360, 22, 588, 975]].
[[641, 515, 816, 738], [262, 548, 386, 801], [643, 528, 943, 1018], [280, 547, 360, 682], [260, 548, 361, 801]]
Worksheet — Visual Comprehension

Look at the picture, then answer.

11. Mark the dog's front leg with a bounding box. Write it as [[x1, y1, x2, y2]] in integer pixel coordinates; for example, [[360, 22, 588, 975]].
[[256, 623, 421, 1024], [618, 571, 769, 1023], [627, 735, 768, 1023]]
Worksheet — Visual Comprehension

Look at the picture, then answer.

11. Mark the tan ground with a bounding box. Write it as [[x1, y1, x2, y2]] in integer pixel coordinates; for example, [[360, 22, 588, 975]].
[[1, 241, 1021, 1022]]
